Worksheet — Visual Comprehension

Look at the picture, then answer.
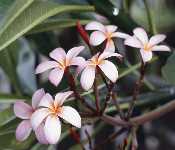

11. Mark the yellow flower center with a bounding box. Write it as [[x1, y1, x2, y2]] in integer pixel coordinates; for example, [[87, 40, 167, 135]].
[[143, 43, 152, 51], [49, 104, 62, 116], [106, 32, 112, 40]]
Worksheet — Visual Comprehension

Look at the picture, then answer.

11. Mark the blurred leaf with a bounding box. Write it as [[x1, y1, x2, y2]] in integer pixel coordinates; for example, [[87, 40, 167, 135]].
[[28, 19, 91, 34], [0, 107, 15, 127], [0, 93, 27, 103], [162, 52, 175, 85], [0, 0, 94, 51], [87, 0, 138, 33]]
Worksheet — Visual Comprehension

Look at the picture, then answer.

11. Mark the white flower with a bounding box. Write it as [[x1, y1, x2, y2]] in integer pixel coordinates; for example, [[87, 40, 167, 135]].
[[35, 46, 86, 86], [85, 21, 129, 52], [80, 51, 122, 90], [31, 91, 81, 144], [125, 27, 170, 62]]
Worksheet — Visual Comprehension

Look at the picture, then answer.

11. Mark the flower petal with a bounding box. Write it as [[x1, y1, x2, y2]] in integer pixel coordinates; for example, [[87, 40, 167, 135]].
[[70, 57, 86, 67], [124, 36, 142, 48], [149, 34, 166, 46], [89, 31, 106, 46], [98, 52, 122, 61], [35, 123, 48, 144], [85, 21, 105, 32], [54, 91, 73, 106], [104, 40, 115, 52], [152, 45, 170, 51], [44, 115, 61, 144], [39, 93, 53, 108], [80, 66, 95, 90], [16, 120, 32, 141], [35, 61, 58, 74], [14, 101, 33, 119], [31, 108, 50, 130], [32, 88, 45, 109], [98, 60, 118, 82], [66, 46, 85, 61], [49, 48, 66, 62], [112, 32, 130, 39], [49, 68, 64, 86], [140, 49, 153, 63], [59, 106, 81, 128], [133, 27, 148, 44], [105, 25, 117, 33]]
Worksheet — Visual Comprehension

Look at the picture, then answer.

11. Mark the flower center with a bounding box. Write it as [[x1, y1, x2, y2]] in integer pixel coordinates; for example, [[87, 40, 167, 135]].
[[50, 104, 62, 116], [144, 43, 152, 51], [106, 32, 112, 40]]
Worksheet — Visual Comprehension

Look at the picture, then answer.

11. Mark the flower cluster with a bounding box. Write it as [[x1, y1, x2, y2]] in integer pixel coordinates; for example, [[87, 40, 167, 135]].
[[14, 21, 170, 145]]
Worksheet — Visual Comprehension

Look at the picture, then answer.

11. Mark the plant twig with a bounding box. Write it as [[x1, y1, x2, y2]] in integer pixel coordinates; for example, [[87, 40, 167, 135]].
[[127, 61, 146, 119], [85, 129, 93, 150]]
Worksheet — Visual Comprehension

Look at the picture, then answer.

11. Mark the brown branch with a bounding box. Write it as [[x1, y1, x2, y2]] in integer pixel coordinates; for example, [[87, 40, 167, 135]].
[[127, 61, 147, 118], [94, 70, 100, 114], [101, 99, 175, 126]]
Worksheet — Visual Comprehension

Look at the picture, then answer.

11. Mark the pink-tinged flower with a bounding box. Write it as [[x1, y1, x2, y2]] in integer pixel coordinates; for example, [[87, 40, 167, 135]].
[[125, 27, 170, 63], [31, 91, 81, 144], [80, 52, 122, 90], [14, 89, 48, 144], [85, 21, 129, 52], [35, 46, 86, 86]]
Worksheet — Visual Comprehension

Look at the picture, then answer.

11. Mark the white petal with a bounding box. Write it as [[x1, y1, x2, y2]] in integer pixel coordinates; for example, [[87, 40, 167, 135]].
[[89, 31, 106, 46], [112, 32, 130, 39], [124, 36, 142, 48], [98, 52, 122, 61], [105, 25, 117, 33], [35, 123, 48, 144], [152, 45, 171, 51], [35, 61, 58, 74], [140, 49, 153, 62], [54, 91, 73, 106], [85, 21, 105, 32], [31, 108, 50, 130], [98, 60, 118, 82], [14, 101, 33, 119], [16, 120, 32, 141], [80, 66, 96, 90], [59, 106, 81, 128], [133, 27, 148, 44], [66, 46, 85, 62], [49, 48, 66, 62], [32, 88, 45, 109], [49, 68, 64, 87], [39, 93, 53, 108], [149, 34, 166, 46], [70, 57, 86, 67], [104, 40, 115, 52], [44, 115, 61, 144]]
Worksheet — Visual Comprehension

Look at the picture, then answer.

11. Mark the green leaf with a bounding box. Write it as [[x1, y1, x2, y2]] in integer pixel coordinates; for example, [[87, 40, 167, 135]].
[[0, 0, 94, 51], [162, 52, 175, 85], [0, 107, 15, 127], [28, 19, 91, 34]]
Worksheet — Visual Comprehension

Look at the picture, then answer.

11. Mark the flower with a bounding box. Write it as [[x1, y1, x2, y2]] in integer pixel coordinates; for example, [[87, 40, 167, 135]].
[[124, 27, 170, 63], [85, 21, 129, 52], [14, 89, 48, 144], [35, 46, 86, 86], [31, 91, 81, 144], [80, 51, 122, 90]]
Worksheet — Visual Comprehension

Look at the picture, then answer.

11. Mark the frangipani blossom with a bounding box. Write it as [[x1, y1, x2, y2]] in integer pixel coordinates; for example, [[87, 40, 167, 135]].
[[85, 21, 129, 52], [125, 27, 170, 62], [80, 52, 122, 90], [14, 89, 48, 144], [35, 46, 85, 86], [31, 91, 81, 144]]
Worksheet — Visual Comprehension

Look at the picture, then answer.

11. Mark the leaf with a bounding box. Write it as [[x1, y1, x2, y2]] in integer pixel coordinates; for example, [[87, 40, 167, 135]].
[[28, 19, 91, 34], [0, 0, 94, 51], [0, 107, 15, 127], [162, 52, 175, 85]]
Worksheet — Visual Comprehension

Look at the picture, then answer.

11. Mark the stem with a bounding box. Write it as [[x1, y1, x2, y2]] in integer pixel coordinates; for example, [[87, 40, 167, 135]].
[[143, 0, 157, 34], [85, 129, 93, 150], [93, 70, 100, 114], [101, 98, 175, 126], [123, 0, 129, 14], [65, 69, 96, 112], [127, 62, 146, 119]]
